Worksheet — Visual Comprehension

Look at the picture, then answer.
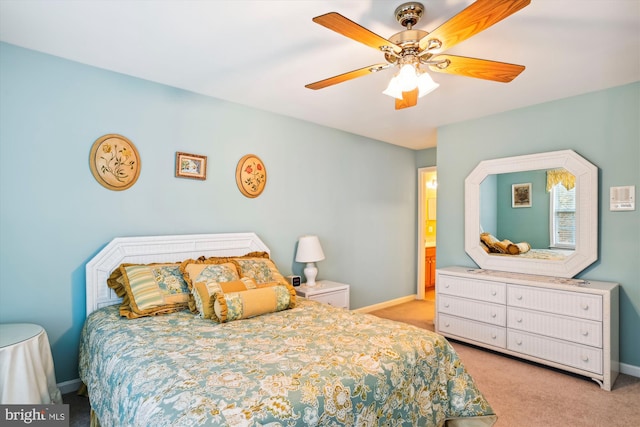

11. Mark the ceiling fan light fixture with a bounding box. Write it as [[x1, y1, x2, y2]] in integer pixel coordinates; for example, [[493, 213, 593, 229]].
[[417, 71, 439, 98], [382, 75, 404, 100], [383, 63, 419, 99], [383, 64, 438, 100], [397, 63, 419, 92]]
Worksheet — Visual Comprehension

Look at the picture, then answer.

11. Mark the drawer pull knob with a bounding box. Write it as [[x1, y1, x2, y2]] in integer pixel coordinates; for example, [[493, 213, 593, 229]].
[[491, 313, 497, 318], [582, 355, 589, 362], [581, 330, 589, 336], [444, 322, 450, 327], [516, 339, 522, 345], [517, 318, 523, 323], [581, 303, 589, 310], [445, 284, 450, 288], [491, 333, 497, 339], [444, 303, 450, 308], [516, 295, 523, 300], [491, 290, 497, 296]]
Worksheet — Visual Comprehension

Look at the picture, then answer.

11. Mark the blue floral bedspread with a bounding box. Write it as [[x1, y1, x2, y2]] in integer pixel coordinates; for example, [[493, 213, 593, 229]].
[[79, 300, 495, 427]]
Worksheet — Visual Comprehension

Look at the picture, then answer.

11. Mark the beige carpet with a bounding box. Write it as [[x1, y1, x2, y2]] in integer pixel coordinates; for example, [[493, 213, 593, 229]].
[[369, 298, 640, 427]]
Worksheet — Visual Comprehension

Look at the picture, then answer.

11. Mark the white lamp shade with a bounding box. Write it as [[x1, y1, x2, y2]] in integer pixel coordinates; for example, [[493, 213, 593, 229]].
[[417, 72, 439, 98], [295, 235, 325, 263], [382, 75, 404, 100], [383, 66, 439, 100]]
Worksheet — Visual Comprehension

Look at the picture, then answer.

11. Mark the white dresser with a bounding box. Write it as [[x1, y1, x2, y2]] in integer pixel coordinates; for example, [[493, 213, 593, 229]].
[[435, 266, 619, 390], [295, 280, 350, 309]]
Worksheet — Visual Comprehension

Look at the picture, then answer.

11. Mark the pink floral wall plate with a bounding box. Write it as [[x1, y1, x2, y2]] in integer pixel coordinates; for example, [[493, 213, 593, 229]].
[[235, 154, 267, 198]]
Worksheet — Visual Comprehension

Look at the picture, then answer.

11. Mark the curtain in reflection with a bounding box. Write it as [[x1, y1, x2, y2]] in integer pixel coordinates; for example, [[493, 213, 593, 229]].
[[546, 168, 575, 192]]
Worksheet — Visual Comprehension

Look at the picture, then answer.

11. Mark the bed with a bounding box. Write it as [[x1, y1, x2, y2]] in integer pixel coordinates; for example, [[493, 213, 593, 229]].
[[79, 233, 496, 427]]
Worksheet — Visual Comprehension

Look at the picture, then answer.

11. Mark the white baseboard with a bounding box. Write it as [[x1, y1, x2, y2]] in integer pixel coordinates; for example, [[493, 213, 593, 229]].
[[57, 378, 82, 395], [353, 294, 417, 313], [620, 362, 640, 378]]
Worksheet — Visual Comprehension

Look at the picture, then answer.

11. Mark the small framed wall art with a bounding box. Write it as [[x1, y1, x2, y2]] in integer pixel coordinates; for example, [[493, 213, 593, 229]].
[[176, 152, 207, 180], [236, 154, 267, 198], [89, 134, 141, 191], [512, 183, 532, 208]]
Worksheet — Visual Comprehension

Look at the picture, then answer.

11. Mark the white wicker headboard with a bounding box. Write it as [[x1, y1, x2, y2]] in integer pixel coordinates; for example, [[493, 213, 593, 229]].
[[85, 232, 270, 317]]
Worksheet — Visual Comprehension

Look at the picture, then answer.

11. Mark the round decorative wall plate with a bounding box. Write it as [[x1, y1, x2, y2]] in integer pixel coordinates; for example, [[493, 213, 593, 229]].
[[235, 154, 267, 198], [89, 134, 141, 191]]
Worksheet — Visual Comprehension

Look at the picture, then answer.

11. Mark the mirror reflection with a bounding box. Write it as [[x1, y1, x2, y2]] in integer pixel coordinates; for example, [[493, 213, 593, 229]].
[[479, 168, 576, 261]]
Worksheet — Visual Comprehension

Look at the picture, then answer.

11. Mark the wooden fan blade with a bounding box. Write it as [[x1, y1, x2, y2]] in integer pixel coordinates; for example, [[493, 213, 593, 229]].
[[313, 12, 402, 54], [305, 63, 389, 90], [420, 0, 530, 53], [395, 88, 419, 110], [428, 55, 525, 82]]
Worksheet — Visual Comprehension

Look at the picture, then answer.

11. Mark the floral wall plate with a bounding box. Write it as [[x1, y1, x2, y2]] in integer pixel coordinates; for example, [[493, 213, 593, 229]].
[[236, 154, 267, 198], [89, 134, 141, 191]]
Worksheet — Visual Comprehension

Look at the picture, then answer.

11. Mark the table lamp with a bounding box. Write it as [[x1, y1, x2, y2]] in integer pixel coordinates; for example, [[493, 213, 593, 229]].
[[295, 235, 325, 286]]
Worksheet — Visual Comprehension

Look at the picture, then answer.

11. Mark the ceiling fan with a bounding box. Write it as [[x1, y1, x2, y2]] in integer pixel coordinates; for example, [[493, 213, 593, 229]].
[[305, 0, 531, 110]]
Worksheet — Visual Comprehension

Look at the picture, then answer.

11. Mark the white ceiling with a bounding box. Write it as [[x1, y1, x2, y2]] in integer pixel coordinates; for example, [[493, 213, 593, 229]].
[[1, 0, 638, 150]]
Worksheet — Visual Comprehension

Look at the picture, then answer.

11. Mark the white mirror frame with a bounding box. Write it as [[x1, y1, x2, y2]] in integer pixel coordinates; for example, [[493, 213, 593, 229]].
[[465, 150, 598, 278]]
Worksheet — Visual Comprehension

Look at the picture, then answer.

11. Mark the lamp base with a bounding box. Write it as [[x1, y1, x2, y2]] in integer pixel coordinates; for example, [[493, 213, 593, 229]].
[[304, 263, 318, 286]]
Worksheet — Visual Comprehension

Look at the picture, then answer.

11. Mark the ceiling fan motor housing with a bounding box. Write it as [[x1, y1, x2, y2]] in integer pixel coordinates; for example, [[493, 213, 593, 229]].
[[394, 2, 425, 28], [385, 29, 429, 64]]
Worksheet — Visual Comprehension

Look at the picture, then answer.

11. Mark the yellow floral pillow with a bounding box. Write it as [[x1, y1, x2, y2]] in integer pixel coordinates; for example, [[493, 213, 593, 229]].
[[507, 242, 531, 255], [232, 257, 288, 287], [480, 233, 511, 254], [194, 277, 261, 319], [211, 284, 296, 323], [180, 259, 241, 315], [107, 263, 190, 319]]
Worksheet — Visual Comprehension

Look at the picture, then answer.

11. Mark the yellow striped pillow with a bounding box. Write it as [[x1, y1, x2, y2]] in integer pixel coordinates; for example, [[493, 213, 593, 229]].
[[109, 263, 190, 318]]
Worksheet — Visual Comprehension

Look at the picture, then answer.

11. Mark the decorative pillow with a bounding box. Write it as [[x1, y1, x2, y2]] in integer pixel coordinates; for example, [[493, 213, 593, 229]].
[[232, 257, 288, 287], [193, 277, 260, 319], [480, 233, 511, 254], [507, 242, 531, 255], [493, 239, 513, 254], [211, 284, 296, 323], [200, 251, 270, 262], [107, 263, 190, 319], [180, 259, 240, 314]]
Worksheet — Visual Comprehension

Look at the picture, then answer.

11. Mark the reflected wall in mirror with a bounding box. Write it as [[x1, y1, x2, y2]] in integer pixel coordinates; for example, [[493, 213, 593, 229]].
[[465, 150, 598, 278], [480, 168, 576, 255]]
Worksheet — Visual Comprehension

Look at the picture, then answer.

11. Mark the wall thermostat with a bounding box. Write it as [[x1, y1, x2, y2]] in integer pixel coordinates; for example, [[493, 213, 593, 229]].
[[286, 275, 301, 287], [610, 185, 635, 211]]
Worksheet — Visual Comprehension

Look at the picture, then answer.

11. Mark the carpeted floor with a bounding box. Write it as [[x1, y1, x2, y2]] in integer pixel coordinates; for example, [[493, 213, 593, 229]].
[[62, 391, 91, 427], [369, 296, 640, 427], [65, 294, 640, 426]]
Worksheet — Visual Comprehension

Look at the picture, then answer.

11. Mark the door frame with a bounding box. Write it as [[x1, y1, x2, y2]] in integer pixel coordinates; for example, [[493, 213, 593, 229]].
[[417, 166, 437, 299]]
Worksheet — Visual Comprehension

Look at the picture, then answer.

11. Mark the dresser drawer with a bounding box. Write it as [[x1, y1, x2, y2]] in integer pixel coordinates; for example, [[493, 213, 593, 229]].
[[508, 331, 602, 375], [507, 284, 602, 321], [438, 314, 506, 348], [508, 308, 602, 347], [438, 275, 506, 304], [439, 295, 506, 326], [310, 291, 348, 309]]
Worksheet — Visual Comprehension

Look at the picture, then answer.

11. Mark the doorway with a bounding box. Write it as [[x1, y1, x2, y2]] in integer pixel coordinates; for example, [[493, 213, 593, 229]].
[[417, 167, 437, 303]]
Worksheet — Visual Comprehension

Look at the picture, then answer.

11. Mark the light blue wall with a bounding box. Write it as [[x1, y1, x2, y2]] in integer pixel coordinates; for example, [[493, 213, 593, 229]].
[[0, 43, 418, 383], [496, 170, 549, 248], [416, 147, 437, 167], [435, 82, 640, 367]]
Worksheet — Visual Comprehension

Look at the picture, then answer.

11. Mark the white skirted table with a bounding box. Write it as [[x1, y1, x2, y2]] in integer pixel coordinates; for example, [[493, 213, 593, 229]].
[[0, 323, 62, 404]]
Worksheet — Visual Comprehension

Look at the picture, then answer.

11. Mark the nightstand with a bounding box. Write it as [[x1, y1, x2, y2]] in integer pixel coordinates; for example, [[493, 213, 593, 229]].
[[295, 280, 350, 309], [0, 323, 62, 404]]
